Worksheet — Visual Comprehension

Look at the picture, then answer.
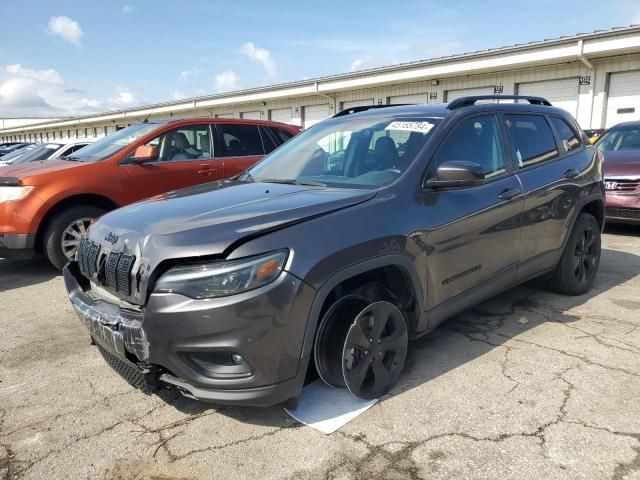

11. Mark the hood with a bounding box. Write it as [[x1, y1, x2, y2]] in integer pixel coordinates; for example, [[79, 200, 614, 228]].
[[84, 180, 375, 303], [602, 151, 640, 178], [0, 158, 83, 178]]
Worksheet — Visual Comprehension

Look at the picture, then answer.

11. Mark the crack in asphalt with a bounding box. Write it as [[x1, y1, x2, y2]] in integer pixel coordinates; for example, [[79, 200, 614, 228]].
[[9, 401, 169, 479]]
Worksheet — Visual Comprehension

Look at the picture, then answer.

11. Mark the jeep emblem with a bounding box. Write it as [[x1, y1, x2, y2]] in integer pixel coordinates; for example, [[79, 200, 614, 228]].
[[104, 232, 119, 244]]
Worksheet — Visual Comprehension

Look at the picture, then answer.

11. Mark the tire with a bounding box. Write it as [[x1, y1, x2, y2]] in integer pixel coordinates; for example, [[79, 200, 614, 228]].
[[548, 213, 601, 296], [43, 205, 106, 271]]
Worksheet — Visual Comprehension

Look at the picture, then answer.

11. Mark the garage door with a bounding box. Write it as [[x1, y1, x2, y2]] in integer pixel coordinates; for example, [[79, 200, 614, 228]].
[[303, 104, 330, 129], [270, 108, 293, 124], [518, 78, 579, 117], [389, 93, 429, 104], [241, 111, 262, 120], [341, 99, 374, 110], [605, 71, 640, 128], [445, 86, 494, 102]]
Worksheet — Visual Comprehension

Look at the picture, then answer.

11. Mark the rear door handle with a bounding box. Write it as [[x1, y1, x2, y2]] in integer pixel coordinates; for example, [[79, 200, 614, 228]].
[[498, 188, 522, 201], [197, 163, 213, 175], [564, 168, 580, 179]]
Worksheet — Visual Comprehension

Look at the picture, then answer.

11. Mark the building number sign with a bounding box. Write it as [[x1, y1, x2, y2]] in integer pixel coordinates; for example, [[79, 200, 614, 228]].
[[579, 76, 591, 86]]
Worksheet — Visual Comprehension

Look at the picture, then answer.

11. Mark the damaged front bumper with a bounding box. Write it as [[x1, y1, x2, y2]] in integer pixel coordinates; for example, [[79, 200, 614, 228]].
[[63, 262, 314, 406]]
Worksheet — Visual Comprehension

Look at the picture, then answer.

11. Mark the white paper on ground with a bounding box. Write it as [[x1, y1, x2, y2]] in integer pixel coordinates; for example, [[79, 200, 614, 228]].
[[284, 379, 378, 434]]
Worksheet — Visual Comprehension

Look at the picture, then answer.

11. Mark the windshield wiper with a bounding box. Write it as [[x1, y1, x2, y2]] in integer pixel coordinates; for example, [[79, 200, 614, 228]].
[[60, 156, 81, 162], [260, 178, 328, 187]]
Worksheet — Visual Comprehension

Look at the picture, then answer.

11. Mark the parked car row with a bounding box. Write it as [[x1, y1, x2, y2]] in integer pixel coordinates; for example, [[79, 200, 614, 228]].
[[4, 96, 639, 407], [0, 140, 94, 167]]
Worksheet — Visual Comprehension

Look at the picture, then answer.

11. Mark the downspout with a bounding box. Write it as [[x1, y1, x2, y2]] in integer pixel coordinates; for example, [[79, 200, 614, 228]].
[[314, 82, 336, 114], [577, 40, 594, 69]]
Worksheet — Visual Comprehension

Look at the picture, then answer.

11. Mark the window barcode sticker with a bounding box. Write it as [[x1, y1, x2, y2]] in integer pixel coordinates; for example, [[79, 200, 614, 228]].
[[385, 121, 434, 133]]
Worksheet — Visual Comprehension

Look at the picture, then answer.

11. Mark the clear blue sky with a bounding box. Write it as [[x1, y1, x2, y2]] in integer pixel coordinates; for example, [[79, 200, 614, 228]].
[[0, 0, 638, 117]]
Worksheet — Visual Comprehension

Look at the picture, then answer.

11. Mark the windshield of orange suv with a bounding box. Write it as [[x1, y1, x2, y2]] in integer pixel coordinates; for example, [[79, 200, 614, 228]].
[[63, 123, 162, 162], [243, 114, 441, 189]]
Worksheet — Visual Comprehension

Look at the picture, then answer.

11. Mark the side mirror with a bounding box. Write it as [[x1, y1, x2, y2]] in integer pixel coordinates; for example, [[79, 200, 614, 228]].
[[424, 161, 485, 189], [130, 145, 158, 164]]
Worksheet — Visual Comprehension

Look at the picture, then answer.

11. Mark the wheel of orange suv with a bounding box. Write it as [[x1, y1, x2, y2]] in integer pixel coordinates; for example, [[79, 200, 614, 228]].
[[43, 205, 106, 270]]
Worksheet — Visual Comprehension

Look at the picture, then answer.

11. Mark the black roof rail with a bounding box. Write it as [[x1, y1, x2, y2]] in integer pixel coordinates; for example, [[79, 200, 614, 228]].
[[447, 95, 552, 110], [332, 104, 411, 118]]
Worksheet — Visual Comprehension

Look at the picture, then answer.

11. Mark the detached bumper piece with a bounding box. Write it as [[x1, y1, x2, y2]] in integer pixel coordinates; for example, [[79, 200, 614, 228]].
[[95, 343, 159, 394]]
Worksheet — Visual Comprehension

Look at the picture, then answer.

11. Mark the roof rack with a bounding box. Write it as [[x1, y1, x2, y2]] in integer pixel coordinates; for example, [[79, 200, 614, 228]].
[[332, 104, 410, 118], [447, 95, 552, 110]]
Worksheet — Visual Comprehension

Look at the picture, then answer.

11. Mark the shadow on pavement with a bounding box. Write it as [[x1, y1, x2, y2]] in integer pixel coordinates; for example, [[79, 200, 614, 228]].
[[0, 256, 58, 292]]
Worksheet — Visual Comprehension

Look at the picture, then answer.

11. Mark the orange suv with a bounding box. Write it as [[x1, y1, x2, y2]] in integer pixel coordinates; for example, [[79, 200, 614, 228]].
[[0, 118, 300, 269]]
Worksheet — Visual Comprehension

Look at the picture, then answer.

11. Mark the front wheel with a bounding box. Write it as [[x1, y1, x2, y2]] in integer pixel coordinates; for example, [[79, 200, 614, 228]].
[[548, 213, 601, 295], [43, 205, 106, 271]]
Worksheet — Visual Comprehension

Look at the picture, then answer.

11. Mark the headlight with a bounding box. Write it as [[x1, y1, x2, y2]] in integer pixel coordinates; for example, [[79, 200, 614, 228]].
[[0, 186, 34, 203], [154, 250, 288, 299]]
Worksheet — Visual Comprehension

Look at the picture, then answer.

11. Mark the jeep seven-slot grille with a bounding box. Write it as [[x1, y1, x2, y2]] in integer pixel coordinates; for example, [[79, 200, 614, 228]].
[[76, 237, 136, 296]]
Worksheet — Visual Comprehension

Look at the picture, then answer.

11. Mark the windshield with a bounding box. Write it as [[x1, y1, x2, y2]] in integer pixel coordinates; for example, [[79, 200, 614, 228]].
[[6, 143, 63, 164], [246, 114, 441, 189], [66, 123, 161, 162], [0, 144, 36, 162], [597, 125, 640, 152]]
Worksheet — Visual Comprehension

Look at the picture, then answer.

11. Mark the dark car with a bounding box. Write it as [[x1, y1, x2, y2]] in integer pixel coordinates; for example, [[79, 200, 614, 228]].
[[64, 95, 604, 406], [596, 122, 640, 223]]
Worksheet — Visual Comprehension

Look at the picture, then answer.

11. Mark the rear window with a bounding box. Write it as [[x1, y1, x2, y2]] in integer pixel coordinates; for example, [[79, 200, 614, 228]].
[[505, 114, 559, 167], [549, 117, 581, 152], [269, 127, 295, 144], [217, 124, 264, 157]]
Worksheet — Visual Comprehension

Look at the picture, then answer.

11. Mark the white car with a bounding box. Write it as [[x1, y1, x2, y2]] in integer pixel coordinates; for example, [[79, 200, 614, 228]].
[[0, 139, 95, 167]]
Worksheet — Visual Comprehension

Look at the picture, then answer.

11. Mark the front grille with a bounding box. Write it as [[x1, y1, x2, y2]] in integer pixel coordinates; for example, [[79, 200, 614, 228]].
[[605, 179, 640, 193], [77, 237, 101, 278], [76, 238, 136, 297], [606, 207, 640, 220], [96, 343, 157, 394]]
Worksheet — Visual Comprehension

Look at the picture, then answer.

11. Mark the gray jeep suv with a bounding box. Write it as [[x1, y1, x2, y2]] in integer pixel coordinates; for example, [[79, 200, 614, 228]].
[[64, 96, 605, 406]]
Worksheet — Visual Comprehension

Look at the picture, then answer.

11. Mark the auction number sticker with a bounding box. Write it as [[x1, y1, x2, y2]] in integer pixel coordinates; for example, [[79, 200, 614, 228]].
[[385, 121, 434, 133]]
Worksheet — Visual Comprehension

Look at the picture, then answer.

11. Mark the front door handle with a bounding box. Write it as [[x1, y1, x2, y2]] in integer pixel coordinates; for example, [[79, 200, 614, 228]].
[[498, 188, 521, 201], [564, 168, 580, 179]]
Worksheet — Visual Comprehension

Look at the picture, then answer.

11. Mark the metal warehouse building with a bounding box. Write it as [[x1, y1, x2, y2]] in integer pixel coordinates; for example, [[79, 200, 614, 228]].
[[3, 25, 640, 143]]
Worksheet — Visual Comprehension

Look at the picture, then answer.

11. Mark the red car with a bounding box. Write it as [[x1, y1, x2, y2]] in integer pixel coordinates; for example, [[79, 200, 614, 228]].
[[0, 119, 300, 269], [597, 121, 640, 224]]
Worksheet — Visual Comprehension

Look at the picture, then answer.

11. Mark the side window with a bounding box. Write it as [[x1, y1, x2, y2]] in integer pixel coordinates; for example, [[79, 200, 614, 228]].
[[217, 124, 264, 157], [68, 144, 88, 154], [260, 127, 278, 153], [432, 115, 506, 179], [138, 125, 212, 163], [505, 114, 559, 167], [269, 127, 294, 144], [549, 117, 581, 153]]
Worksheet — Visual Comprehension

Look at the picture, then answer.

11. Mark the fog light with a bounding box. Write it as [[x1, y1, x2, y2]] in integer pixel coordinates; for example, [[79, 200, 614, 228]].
[[232, 354, 246, 365]]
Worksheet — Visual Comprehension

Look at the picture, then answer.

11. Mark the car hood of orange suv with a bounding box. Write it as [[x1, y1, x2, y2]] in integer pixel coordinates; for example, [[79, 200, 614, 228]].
[[0, 158, 89, 181]]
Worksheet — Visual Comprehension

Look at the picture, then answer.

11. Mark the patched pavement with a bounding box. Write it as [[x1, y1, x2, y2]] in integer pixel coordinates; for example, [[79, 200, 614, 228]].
[[1, 225, 639, 480]]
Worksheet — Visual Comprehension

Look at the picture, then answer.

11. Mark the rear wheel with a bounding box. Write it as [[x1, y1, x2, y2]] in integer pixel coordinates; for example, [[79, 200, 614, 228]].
[[548, 213, 601, 295], [43, 205, 106, 271]]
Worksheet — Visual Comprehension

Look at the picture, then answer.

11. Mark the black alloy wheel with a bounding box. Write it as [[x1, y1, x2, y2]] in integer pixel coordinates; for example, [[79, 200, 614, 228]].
[[342, 301, 408, 400]]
